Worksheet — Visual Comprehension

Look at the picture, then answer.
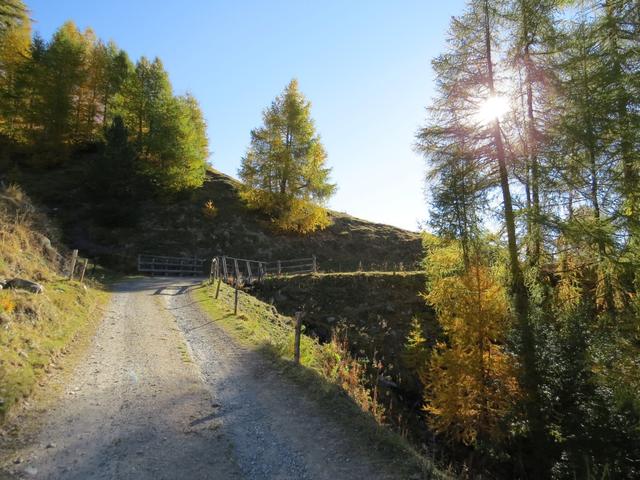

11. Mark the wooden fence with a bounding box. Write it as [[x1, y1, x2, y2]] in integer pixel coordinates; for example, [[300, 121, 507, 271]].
[[209, 255, 316, 317], [52, 248, 91, 283], [212, 255, 317, 286], [137, 254, 207, 276]]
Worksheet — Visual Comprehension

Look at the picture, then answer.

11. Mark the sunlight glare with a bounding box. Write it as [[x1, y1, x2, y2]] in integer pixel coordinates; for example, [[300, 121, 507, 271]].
[[475, 95, 510, 125]]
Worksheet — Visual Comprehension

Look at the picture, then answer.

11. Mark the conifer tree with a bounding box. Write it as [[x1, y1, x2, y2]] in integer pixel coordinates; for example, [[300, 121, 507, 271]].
[[239, 79, 336, 233], [0, 0, 30, 142], [422, 236, 519, 447], [0, 0, 27, 34]]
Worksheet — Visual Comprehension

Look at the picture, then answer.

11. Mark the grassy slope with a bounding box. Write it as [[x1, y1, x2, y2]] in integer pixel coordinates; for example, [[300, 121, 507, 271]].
[[194, 280, 449, 480], [6, 160, 423, 271], [0, 184, 110, 421], [252, 272, 438, 445]]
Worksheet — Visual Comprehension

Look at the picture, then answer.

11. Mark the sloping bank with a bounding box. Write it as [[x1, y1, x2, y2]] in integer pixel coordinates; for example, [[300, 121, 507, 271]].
[[194, 280, 449, 480], [0, 184, 110, 422], [250, 272, 438, 442]]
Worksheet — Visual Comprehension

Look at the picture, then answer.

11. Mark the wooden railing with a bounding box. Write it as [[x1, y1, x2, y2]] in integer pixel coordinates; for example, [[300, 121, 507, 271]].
[[138, 254, 207, 276], [212, 255, 317, 286]]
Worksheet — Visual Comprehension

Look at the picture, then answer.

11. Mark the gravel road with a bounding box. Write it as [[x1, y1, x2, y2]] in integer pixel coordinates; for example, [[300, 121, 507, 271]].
[[0, 277, 406, 480]]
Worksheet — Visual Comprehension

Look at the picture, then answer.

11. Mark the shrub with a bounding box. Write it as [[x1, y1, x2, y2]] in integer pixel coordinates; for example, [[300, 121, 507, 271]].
[[0, 292, 15, 314], [202, 199, 218, 219]]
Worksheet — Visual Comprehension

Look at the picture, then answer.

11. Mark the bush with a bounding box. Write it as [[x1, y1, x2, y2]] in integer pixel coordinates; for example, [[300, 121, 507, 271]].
[[202, 199, 218, 219]]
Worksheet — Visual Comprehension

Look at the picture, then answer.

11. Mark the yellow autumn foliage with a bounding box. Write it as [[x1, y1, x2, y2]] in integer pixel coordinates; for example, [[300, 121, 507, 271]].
[[423, 239, 519, 446], [0, 293, 16, 314], [202, 199, 218, 219], [241, 188, 330, 234]]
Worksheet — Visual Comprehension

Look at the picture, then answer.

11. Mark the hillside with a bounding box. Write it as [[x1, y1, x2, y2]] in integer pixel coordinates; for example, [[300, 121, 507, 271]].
[[5, 160, 423, 272], [252, 272, 438, 444], [0, 183, 108, 421]]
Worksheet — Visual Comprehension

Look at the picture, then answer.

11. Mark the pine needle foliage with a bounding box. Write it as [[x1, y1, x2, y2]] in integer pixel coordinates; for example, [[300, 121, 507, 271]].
[[239, 79, 336, 234], [422, 236, 520, 447]]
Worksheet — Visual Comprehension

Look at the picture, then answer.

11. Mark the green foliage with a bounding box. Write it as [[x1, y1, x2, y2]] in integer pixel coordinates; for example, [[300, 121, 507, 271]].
[[401, 317, 429, 374], [88, 116, 141, 226], [239, 79, 336, 233], [0, 0, 27, 35], [419, 0, 640, 477], [0, 15, 208, 195]]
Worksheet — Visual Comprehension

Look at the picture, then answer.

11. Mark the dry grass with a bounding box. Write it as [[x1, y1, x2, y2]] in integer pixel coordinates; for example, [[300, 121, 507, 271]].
[[0, 184, 109, 421], [0, 183, 63, 282]]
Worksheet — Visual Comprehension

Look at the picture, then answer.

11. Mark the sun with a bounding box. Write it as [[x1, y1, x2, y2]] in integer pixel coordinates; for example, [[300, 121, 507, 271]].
[[475, 95, 510, 125]]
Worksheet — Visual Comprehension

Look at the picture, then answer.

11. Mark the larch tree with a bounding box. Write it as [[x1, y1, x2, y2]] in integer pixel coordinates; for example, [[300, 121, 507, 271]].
[[422, 236, 519, 448], [0, 0, 27, 34], [418, 0, 547, 468], [239, 79, 336, 233], [0, 0, 30, 142]]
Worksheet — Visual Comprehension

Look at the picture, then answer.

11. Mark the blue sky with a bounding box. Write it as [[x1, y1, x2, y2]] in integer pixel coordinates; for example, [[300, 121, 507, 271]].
[[27, 0, 466, 231]]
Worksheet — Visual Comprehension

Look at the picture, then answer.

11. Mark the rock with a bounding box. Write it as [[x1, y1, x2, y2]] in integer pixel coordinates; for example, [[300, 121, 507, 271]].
[[6, 278, 45, 294], [326, 316, 336, 323], [24, 466, 38, 476], [46, 442, 56, 449], [34, 233, 57, 259]]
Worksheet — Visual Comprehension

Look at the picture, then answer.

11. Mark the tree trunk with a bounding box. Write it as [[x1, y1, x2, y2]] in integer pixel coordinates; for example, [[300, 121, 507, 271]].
[[482, 1, 547, 476]]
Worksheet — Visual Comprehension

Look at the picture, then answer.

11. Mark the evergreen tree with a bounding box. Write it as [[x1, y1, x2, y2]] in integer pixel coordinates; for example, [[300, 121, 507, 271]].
[[31, 21, 87, 158], [89, 115, 140, 225], [0, 0, 30, 142], [422, 236, 519, 448], [115, 58, 207, 193], [239, 79, 336, 233], [0, 0, 27, 34], [141, 93, 208, 192]]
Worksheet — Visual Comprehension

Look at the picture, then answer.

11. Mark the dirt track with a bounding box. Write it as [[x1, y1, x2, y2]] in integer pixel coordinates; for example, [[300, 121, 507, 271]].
[[0, 277, 407, 480]]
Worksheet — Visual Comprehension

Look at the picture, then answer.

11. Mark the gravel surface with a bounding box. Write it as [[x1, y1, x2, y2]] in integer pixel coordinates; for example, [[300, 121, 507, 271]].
[[1, 277, 405, 480]]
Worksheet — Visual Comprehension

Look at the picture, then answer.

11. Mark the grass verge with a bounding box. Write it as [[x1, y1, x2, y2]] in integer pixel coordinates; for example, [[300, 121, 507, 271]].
[[0, 279, 110, 421], [194, 280, 450, 480]]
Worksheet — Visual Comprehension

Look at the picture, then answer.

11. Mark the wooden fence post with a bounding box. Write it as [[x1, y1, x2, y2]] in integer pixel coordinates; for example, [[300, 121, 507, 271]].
[[277, 260, 281, 276], [222, 256, 228, 282], [209, 258, 216, 284], [294, 311, 303, 364], [69, 249, 78, 280], [79, 258, 89, 284], [246, 260, 253, 284], [234, 277, 239, 315], [233, 259, 240, 314], [312, 255, 317, 274], [234, 258, 240, 284]]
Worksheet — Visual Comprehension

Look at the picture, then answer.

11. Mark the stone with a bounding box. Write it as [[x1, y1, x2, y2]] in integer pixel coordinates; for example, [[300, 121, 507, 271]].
[[6, 278, 45, 294]]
